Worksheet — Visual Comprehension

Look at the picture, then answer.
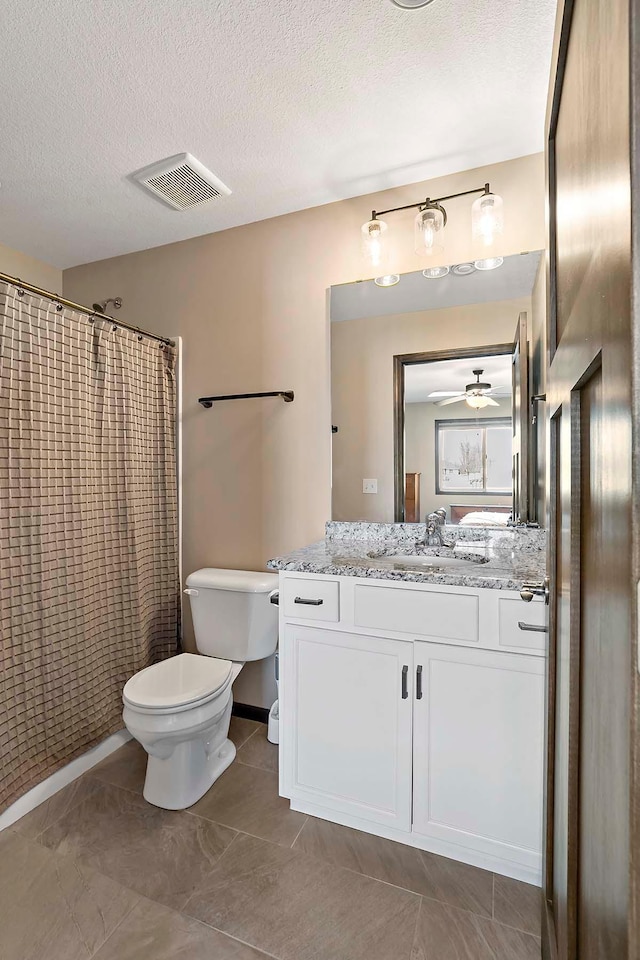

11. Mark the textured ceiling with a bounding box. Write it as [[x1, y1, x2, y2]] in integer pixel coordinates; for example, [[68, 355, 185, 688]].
[[0, 0, 556, 268], [405, 354, 513, 404]]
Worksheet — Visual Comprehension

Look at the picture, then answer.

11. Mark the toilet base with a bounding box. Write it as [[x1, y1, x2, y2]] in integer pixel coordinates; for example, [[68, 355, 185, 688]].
[[143, 736, 236, 810]]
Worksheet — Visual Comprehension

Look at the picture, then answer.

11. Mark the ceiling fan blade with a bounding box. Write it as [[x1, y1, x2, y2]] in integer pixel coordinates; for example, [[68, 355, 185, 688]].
[[488, 386, 508, 393], [484, 396, 501, 407], [427, 391, 461, 398], [435, 395, 467, 406]]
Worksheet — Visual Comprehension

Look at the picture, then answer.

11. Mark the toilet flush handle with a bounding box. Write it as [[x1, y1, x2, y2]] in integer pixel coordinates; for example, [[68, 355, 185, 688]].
[[184, 588, 199, 596]]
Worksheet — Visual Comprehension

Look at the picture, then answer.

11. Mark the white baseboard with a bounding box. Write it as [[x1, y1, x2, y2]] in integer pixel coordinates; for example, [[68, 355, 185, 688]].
[[0, 729, 132, 833]]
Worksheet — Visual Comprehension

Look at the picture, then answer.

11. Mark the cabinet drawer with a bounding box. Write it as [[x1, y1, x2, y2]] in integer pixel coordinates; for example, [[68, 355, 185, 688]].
[[282, 577, 340, 622], [354, 583, 478, 643], [498, 597, 546, 652]]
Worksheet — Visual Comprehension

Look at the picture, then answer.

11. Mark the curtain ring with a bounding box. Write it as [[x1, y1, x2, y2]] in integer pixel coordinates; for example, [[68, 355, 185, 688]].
[[17, 289, 25, 297], [55, 303, 63, 312], [137, 334, 143, 341], [112, 324, 118, 332]]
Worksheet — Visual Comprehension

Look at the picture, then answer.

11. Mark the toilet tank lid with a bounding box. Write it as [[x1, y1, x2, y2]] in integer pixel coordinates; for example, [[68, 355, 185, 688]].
[[186, 568, 279, 593]]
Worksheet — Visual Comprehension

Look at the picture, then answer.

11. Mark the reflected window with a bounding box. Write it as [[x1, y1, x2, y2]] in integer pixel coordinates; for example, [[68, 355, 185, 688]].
[[435, 418, 511, 494]]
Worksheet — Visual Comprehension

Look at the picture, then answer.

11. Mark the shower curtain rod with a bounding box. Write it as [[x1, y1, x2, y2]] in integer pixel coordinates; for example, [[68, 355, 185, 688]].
[[0, 271, 174, 346]]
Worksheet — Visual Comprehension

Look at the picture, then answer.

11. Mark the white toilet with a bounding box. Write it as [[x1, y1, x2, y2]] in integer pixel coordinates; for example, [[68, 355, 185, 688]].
[[122, 568, 278, 810]]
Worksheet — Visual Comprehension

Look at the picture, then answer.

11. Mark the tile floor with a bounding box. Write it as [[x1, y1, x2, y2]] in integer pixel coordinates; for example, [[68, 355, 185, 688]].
[[1, 717, 542, 959]]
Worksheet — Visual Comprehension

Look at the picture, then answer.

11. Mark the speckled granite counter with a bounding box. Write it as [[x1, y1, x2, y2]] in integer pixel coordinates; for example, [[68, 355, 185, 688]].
[[267, 522, 547, 592]]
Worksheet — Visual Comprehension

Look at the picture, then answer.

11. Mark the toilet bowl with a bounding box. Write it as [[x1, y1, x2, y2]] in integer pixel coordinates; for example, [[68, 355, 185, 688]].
[[123, 653, 242, 809], [122, 568, 278, 810]]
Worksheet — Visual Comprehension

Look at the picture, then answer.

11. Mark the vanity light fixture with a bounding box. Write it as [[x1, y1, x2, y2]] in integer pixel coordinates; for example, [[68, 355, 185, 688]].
[[474, 257, 504, 271], [361, 218, 388, 268], [423, 265, 450, 279], [390, 0, 438, 7], [451, 262, 476, 276], [362, 183, 504, 278], [374, 273, 400, 287]]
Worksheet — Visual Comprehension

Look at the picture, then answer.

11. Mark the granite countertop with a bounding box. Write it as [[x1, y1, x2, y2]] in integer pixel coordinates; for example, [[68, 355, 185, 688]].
[[267, 522, 547, 592]]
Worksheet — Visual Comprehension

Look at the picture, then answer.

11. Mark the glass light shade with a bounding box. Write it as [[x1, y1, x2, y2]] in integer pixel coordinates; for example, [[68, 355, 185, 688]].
[[374, 274, 400, 287], [475, 257, 504, 271], [466, 394, 491, 409], [471, 192, 504, 250], [451, 261, 476, 276], [415, 206, 445, 257], [422, 265, 450, 279], [391, 0, 437, 7], [361, 218, 388, 269]]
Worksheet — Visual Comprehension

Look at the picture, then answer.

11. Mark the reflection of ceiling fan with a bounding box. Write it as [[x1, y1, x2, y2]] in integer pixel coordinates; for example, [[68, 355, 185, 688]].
[[434, 369, 505, 409]]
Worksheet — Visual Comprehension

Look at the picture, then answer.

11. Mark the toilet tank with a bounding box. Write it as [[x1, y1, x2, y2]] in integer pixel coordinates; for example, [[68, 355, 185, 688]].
[[185, 568, 279, 661]]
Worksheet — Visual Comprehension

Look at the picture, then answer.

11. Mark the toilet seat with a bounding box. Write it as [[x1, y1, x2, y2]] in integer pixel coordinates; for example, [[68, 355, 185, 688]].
[[123, 652, 233, 712]]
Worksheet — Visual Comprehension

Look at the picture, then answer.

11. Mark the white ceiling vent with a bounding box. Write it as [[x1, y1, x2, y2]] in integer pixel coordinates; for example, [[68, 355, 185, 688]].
[[132, 153, 231, 210]]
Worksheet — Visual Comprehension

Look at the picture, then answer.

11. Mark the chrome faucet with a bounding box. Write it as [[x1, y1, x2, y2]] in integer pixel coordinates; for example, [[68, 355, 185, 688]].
[[422, 511, 454, 548]]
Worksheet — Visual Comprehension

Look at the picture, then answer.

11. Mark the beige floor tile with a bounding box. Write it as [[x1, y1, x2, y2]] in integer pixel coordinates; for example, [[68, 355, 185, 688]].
[[294, 817, 493, 917], [236, 725, 278, 772], [12, 776, 102, 840], [229, 715, 262, 749], [418, 848, 494, 918], [412, 897, 541, 960], [39, 779, 237, 910], [190, 761, 306, 846], [493, 875, 542, 936], [184, 832, 420, 960], [88, 740, 148, 796], [93, 896, 272, 960], [0, 830, 139, 960]]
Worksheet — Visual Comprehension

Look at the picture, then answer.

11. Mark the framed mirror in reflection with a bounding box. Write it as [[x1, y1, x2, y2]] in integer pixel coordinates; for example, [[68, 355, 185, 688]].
[[330, 250, 545, 525]]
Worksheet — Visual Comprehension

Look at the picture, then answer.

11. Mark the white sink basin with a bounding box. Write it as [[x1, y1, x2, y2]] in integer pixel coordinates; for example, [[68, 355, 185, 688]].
[[373, 554, 480, 570]]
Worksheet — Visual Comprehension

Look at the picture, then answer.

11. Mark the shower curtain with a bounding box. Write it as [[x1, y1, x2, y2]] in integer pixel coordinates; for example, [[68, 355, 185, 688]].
[[0, 280, 179, 812]]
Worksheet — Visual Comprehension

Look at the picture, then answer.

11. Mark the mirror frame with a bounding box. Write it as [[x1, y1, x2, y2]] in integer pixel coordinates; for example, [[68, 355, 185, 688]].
[[393, 342, 515, 522]]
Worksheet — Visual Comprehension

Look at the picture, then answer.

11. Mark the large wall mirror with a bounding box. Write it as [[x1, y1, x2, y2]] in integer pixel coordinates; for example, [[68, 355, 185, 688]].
[[330, 250, 543, 525]]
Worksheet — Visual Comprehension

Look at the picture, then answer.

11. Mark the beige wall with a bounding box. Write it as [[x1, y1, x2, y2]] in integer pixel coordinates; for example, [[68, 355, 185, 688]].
[[331, 299, 529, 521], [405, 397, 513, 520], [64, 152, 545, 707], [0, 241, 62, 293]]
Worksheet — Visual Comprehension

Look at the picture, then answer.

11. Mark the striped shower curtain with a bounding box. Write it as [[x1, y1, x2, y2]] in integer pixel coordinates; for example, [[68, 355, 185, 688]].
[[0, 280, 179, 812]]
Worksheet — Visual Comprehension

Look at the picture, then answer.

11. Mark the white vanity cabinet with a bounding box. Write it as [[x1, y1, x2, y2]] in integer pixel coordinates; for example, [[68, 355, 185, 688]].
[[279, 571, 546, 884], [281, 625, 414, 831]]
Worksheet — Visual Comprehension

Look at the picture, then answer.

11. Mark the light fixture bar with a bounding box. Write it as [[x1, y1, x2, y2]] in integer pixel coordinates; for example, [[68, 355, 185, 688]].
[[371, 183, 491, 221]]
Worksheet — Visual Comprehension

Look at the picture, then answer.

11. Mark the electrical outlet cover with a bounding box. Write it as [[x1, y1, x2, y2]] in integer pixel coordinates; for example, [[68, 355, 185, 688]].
[[363, 479, 378, 494]]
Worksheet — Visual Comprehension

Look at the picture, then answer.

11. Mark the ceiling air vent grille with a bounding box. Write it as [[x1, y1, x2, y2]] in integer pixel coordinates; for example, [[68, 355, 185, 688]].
[[133, 153, 231, 210]]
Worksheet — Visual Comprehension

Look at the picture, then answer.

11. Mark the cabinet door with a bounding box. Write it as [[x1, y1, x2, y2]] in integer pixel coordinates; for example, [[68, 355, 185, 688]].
[[412, 642, 544, 876], [281, 625, 413, 832]]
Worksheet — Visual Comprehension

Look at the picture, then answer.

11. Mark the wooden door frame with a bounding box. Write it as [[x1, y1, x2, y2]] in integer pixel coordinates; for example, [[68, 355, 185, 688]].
[[543, 5, 575, 954], [392, 342, 513, 522], [543, 0, 640, 956], [630, 0, 640, 947]]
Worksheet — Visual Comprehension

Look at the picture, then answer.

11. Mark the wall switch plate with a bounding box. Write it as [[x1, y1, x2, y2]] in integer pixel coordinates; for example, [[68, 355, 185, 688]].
[[363, 479, 378, 494]]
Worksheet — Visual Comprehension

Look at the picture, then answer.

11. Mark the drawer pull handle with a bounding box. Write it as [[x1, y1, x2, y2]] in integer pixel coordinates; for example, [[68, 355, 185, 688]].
[[294, 597, 324, 606], [517, 621, 547, 633], [416, 664, 423, 700], [401, 664, 409, 699]]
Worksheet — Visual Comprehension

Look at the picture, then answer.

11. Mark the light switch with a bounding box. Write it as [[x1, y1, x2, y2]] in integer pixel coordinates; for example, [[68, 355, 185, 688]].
[[363, 479, 378, 494]]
